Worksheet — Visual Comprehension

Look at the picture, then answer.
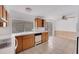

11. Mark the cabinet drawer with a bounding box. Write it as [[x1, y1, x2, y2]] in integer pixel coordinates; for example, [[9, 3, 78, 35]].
[[23, 34, 34, 39]]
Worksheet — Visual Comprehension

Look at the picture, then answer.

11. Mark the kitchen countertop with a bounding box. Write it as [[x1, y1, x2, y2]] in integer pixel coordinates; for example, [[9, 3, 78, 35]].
[[12, 31, 48, 37]]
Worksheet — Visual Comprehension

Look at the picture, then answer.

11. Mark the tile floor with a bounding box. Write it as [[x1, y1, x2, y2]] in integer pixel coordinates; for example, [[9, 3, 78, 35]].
[[19, 36, 77, 54]]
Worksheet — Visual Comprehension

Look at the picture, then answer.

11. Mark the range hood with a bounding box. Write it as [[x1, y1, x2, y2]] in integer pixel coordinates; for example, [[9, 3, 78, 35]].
[[0, 17, 8, 22]]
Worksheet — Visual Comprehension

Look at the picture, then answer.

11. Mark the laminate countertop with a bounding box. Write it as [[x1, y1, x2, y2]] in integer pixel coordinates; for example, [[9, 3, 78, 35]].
[[12, 31, 48, 37]]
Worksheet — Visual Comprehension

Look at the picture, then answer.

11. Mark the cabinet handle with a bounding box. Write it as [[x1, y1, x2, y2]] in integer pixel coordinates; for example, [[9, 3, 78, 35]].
[[15, 39, 18, 50]]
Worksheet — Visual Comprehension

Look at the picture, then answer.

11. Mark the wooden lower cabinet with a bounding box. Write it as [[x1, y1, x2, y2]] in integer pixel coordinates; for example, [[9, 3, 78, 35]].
[[15, 34, 35, 53], [15, 32, 48, 53], [15, 36, 23, 53], [23, 34, 35, 50], [41, 32, 48, 43]]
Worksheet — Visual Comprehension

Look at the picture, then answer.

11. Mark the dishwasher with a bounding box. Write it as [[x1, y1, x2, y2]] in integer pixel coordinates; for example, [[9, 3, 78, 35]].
[[35, 33, 42, 45]]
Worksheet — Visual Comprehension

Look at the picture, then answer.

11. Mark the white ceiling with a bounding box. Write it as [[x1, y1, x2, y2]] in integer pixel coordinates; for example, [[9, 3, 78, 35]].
[[6, 5, 79, 20]]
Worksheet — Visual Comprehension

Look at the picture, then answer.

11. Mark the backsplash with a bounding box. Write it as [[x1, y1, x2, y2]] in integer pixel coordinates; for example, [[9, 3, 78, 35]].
[[12, 20, 33, 33]]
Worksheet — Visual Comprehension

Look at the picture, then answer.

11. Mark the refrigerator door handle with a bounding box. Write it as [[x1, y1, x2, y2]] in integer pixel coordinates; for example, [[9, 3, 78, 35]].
[[15, 39, 18, 50]]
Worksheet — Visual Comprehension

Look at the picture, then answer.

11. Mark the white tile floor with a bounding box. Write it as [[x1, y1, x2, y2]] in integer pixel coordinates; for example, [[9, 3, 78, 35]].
[[19, 36, 76, 54]]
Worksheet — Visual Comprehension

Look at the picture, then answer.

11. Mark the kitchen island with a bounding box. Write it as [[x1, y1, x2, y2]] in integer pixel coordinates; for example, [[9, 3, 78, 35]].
[[12, 31, 48, 53]]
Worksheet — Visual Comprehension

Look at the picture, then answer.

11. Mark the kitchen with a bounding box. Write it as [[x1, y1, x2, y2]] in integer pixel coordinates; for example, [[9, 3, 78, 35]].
[[12, 17, 49, 53], [0, 5, 50, 54], [0, 5, 79, 54]]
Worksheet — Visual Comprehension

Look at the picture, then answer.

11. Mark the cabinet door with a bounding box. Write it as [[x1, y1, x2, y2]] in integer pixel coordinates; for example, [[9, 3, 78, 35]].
[[0, 5, 2, 17], [23, 34, 35, 50], [45, 32, 48, 41], [15, 36, 23, 53], [37, 19, 42, 27], [42, 32, 48, 43], [0, 5, 3, 27], [2, 6, 7, 27], [35, 18, 42, 27], [3, 6, 6, 19], [0, 6, 7, 27], [42, 32, 46, 43]]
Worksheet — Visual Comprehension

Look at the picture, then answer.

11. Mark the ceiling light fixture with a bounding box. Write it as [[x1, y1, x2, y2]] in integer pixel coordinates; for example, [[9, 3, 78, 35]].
[[25, 7, 32, 12]]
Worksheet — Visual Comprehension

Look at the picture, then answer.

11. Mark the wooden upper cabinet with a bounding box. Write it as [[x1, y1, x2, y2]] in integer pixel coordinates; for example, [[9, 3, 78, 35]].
[[35, 18, 42, 27], [3, 7, 7, 27], [35, 18, 45, 27], [3, 6, 7, 19], [0, 5, 3, 27], [0, 5, 8, 27], [37, 19, 42, 27], [0, 5, 2, 17]]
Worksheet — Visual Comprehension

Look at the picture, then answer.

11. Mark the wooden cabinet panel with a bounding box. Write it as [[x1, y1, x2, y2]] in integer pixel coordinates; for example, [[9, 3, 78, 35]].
[[0, 5, 7, 27], [41, 32, 48, 43], [0, 5, 3, 27], [15, 32, 48, 53], [3, 7, 6, 19], [3, 7, 8, 21], [23, 34, 35, 50], [0, 23, 3, 26], [15, 36, 23, 53], [15, 34, 35, 53], [0, 5, 2, 17], [45, 32, 48, 41], [2, 6, 7, 27], [35, 18, 43, 27], [37, 19, 42, 27]]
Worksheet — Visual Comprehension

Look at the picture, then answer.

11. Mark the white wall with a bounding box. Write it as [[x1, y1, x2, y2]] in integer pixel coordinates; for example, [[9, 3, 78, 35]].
[[55, 18, 78, 32], [46, 17, 78, 33]]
